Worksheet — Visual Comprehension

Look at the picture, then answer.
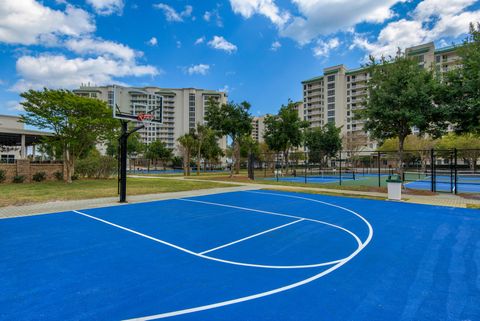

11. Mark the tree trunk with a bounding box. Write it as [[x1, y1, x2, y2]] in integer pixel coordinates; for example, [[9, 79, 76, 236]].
[[197, 148, 201, 176], [398, 135, 405, 184], [63, 148, 73, 183], [235, 140, 240, 175]]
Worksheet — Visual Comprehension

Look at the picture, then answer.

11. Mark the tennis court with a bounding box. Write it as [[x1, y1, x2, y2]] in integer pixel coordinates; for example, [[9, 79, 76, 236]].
[[1, 190, 480, 320]]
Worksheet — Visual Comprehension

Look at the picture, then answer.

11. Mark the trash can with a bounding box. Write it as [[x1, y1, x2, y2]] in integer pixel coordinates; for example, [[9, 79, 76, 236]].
[[386, 174, 402, 201]]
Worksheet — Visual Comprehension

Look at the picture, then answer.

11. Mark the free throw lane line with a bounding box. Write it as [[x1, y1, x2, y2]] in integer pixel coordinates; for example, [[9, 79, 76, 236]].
[[199, 218, 304, 255]]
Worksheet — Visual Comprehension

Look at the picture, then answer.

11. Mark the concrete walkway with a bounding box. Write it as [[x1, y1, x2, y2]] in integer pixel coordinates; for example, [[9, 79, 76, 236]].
[[1, 176, 478, 219], [0, 185, 258, 219]]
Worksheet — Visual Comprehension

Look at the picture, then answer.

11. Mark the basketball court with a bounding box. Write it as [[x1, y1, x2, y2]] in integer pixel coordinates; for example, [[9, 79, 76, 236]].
[[1, 190, 479, 320]]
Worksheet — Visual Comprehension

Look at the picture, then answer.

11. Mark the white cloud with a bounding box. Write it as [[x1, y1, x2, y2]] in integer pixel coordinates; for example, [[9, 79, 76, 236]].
[[203, 8, 223, 27], [352, 1, 480, 58], [153, 3, 193, 22], [148, 37, 158, 46], [413, 0, 476, 20], [219, 85, 230, 93], [271, 40, 281, 51], [194, 36, 205, 45], [6, 100, 23, 111], [0, 0, 95, 45], [313, 38, 340, 58], [208, 36, 237, 53], [86, 0, 124, 16], [185, 64, 210, 75], [11, 54, 159, 92], [229, 0, 290, 28], [176, 40, 182, 48], [65, 37, 137, 62], [281, 0, 403, 45], [204, 11, 211, 21]]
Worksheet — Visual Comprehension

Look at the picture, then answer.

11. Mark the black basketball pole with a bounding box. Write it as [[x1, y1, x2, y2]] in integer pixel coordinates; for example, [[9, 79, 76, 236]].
[[119, 120, 145, 203]]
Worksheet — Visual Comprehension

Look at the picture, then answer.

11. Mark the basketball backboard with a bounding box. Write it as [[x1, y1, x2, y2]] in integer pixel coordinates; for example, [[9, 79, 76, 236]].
[[112, 85, 163, 124]]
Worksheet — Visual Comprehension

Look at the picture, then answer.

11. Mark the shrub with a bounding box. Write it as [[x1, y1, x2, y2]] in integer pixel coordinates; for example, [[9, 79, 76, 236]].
[[71, 174, 79, 181], [0, 169, 5, 183], [13, 175, 25, 183], [54, 171, 63, 181], [32, 171, 47, 182], [76, 154, 117, 179]]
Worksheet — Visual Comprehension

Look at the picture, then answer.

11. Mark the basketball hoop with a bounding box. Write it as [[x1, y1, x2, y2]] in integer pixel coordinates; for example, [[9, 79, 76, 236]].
[[137, 113, 154, 122]]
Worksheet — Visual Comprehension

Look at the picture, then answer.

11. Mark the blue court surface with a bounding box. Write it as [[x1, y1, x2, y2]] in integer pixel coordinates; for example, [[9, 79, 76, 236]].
[[1, 190, 480, 321]]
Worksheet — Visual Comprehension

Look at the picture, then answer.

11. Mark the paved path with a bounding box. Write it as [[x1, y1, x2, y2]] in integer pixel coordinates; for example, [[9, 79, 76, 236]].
[[2, 176, 478, 219], [0, 185, 258, 219]]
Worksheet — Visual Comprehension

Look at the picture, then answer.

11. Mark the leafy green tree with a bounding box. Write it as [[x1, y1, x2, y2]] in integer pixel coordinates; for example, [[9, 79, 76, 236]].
[[191, 124, 210, 176], [106, 130, 144, 158], [304, 123, 342, 165], [201, 128, 224, 171], [436, 133, 480, 170], [437, 23, 480, 134], [263, 100, 308, 171], [205, 98, 252, 176], [20, 88, 117, 182], [378, 135, 436, 171], [145, 140, 172, 170], [177, 132, 196, 176], [356, 53, 445, 178]]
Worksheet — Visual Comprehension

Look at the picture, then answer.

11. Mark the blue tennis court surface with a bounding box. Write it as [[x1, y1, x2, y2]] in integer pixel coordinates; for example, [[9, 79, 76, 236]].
[[1, 190, 480, 320]]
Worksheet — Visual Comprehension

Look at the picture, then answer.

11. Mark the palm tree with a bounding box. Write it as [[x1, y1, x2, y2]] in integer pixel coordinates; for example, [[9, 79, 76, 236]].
[[177, 132, 196, 176]]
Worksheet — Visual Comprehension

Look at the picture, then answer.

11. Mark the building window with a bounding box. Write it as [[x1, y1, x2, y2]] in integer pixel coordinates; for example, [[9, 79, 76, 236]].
[[327, 111, 335, 117], [417, 55, 424, 63], [327, 90, 335, 96], [327, 97, 335, 103], [328, 103, 335, 110], [442, 55, 448, 61], [327, 83, 335, 89], [435, 55, 441, 63], [328, 117, 335, 123], [327, 75, 335, 82], [347, 76, 350, 82]]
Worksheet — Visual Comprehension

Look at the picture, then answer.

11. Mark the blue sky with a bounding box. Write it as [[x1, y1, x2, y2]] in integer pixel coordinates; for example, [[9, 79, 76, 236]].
[[0, 0, 479, 117]]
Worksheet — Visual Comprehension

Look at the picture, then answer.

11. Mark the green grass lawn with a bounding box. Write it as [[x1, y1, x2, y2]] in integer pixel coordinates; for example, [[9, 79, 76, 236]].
[[0, 178, 231, 207]]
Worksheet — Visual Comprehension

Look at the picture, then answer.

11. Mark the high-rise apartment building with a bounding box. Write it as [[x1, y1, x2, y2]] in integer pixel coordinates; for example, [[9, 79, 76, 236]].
[[302, 42, 461, 151], [251, 102, 304, 144], [74, 85, 228, 153], [251, 115, 266, 143]]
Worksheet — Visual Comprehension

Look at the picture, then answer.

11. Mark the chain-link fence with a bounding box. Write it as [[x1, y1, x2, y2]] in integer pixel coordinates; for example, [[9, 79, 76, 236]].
[[250, 149, 480, 194]]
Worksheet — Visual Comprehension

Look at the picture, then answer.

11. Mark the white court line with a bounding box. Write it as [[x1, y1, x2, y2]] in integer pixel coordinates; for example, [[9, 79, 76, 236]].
[[124, 191, 373, 320], [178, 198, 362, 247], [72, 209, 349, 269], [199, 219, 304, 255]]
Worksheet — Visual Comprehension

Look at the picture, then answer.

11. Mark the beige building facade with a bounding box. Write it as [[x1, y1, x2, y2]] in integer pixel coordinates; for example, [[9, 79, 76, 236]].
[[74, 85, 228, 154], [302, 42, 461, 151]]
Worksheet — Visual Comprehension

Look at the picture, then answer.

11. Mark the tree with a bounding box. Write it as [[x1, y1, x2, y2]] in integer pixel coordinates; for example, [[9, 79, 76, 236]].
[[437, 23, 480, 134], [263, 100, 308, 172], [356, 52, 446, 178], [378, 135, 436, 171], [436, 133, 480, 171], [201, 128, 224, 171], [304, 123, 342, 165], [192, 124, 209, 176], [204, 98, 252, 176], [177, 132, 196, 176], [20, 88, 117, 183], [106, 130, 144, 159], [145, 140, 172, 170]]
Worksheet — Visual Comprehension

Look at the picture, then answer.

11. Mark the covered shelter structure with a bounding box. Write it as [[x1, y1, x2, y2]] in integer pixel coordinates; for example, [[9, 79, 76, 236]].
[[0, 115, 53, 162]]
